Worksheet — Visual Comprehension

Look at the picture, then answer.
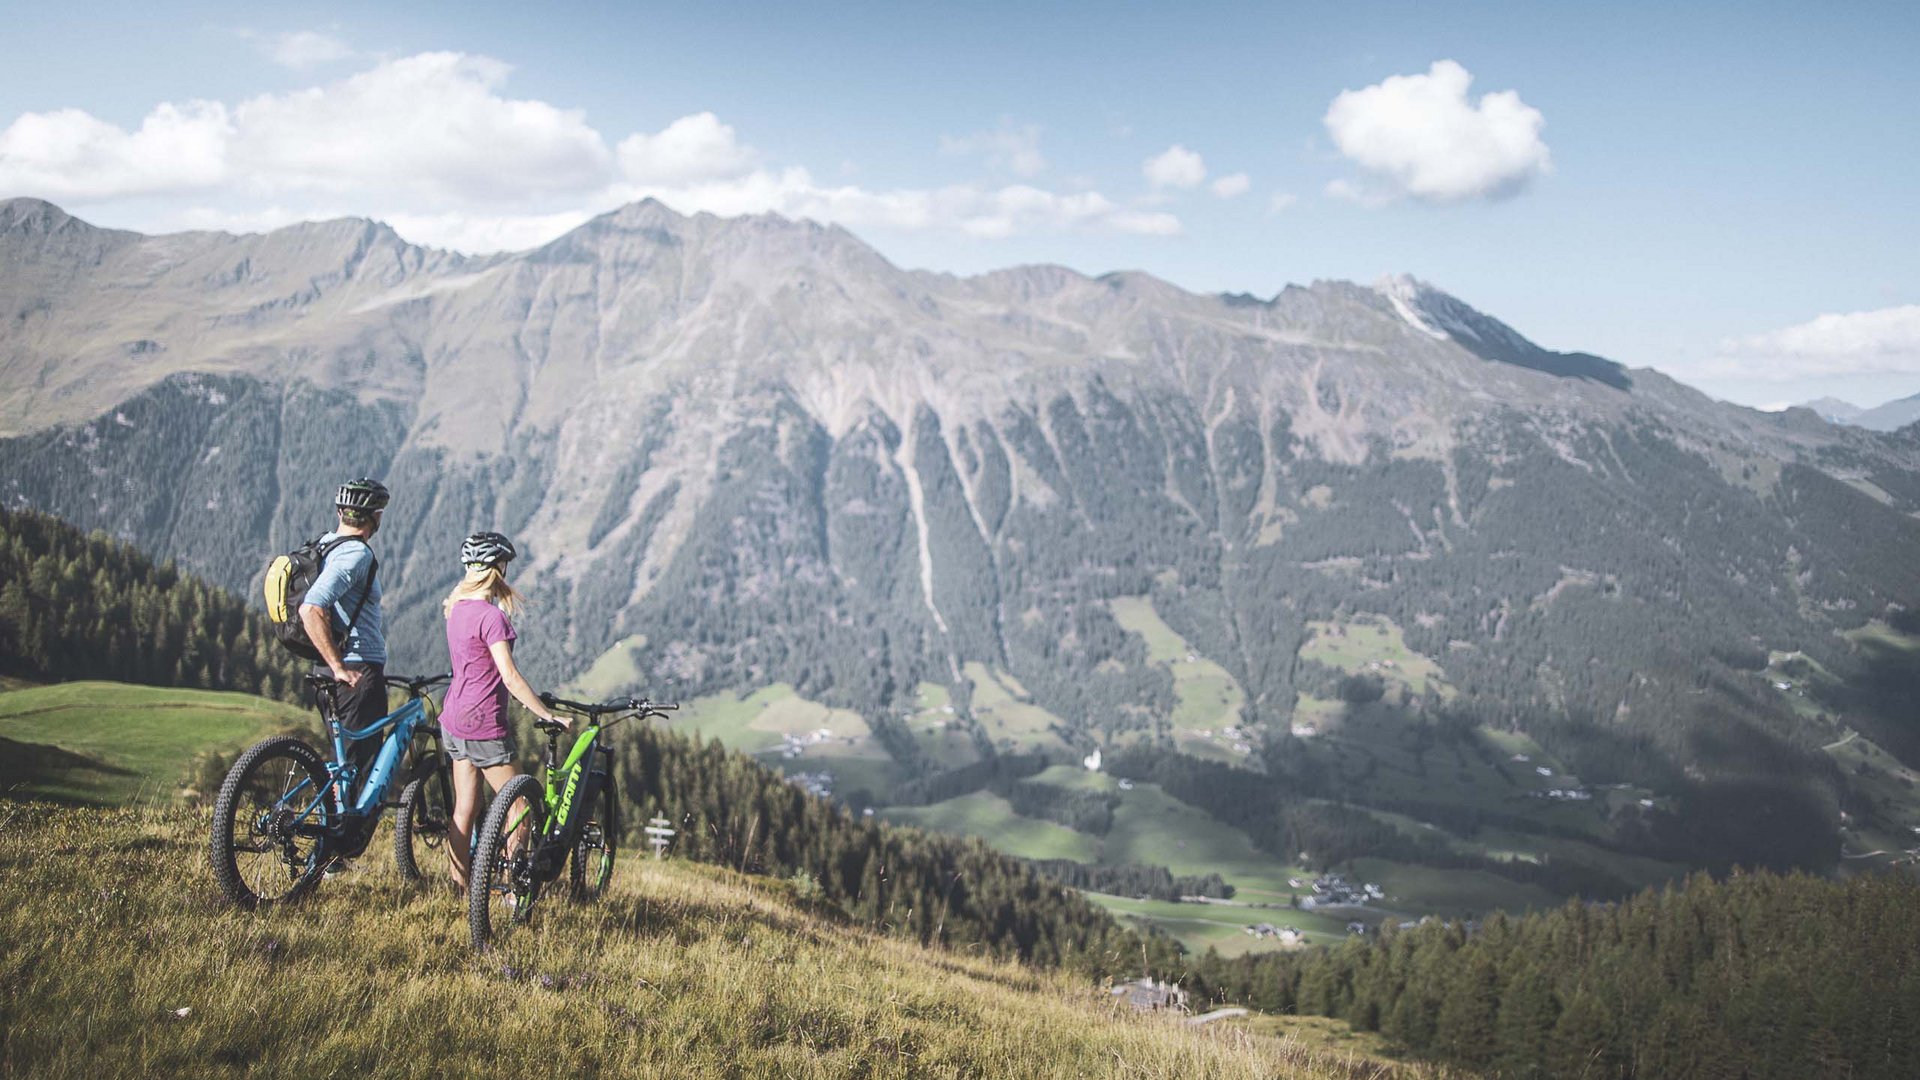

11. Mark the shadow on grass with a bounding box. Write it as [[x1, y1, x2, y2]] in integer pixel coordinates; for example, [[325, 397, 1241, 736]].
[[1813, 633, 1920, 765], [0, 734, 136, 806]]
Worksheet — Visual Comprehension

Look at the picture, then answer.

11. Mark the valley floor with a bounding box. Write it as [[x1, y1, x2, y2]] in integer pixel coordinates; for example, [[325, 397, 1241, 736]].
[[0, 803, 1457, 1079]]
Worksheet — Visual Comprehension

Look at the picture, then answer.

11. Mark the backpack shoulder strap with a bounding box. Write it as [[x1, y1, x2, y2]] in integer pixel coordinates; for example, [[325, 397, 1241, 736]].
[[319, 536, 379, 632], [344, 553, 379, 631], [314, 534, 358, 559]]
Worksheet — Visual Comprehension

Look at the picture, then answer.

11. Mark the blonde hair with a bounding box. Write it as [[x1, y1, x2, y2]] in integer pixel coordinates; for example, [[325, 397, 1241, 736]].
[[443, 564, 526, 620]]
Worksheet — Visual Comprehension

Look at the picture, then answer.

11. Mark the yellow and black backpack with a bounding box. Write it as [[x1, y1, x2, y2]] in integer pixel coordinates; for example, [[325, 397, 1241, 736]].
[[263, 536, 377, 661]]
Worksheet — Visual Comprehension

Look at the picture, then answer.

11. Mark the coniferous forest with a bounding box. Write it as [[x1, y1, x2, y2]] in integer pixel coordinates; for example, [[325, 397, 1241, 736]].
[[0, 507, 304, 699], [1183, 869, 1920, 1079]]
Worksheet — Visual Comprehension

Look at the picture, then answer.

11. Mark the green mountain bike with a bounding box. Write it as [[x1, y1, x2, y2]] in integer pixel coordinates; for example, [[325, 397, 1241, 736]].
[[468, 693, 677, 952]]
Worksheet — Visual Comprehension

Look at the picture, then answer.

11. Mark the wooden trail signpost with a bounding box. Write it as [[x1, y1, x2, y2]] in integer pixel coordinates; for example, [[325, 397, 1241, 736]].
[[645, 817, 676, 859]]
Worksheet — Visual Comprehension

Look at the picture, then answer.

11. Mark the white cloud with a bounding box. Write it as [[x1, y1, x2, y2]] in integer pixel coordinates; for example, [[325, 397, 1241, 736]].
[[231, 53, 614, 202], [0, 102, 231, 201], [1324, 60, 1551, 204], [0, 52, 1181, 251], [1710, 306, 1920, 381], [1143, 145, 1206, 190], [939, 122, 1046, 178], [617, 112, 757, 185], [259, 30, 356, 69], [1210, 172, 1250, 198], [0, 52, 613, 205], [1267, 192, 1298, 215]]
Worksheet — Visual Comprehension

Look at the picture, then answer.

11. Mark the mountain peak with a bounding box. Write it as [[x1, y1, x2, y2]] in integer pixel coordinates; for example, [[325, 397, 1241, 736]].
[[1372, 273, 1634, 391], [0, 199, 140, 265], [1798, 396, 1864, 424], [278, 214, 405, 245], [603, 197, 685, 230], [1372, 274, 1452, 341], [1844, 389, 1920, 432], [1, 197, 91, 236]]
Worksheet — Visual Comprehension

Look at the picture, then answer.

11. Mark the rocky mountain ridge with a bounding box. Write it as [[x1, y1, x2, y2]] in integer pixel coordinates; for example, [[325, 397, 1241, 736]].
[[1852, 392, 1920, 433], [4, 197, 1919, 877]]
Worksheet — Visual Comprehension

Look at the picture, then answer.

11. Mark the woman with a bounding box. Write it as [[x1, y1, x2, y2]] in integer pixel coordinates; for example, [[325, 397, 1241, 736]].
[[440, 531, 564, 895]]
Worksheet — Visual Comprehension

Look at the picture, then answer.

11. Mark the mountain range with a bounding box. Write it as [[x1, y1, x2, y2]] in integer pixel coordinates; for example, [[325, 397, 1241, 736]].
[[4, 195, 1918, 895], [1799, 391, 1920, 432]]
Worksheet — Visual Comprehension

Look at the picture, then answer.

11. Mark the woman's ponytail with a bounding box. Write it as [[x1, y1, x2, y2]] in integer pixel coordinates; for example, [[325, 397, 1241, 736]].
[[442, 564, 526, 619]]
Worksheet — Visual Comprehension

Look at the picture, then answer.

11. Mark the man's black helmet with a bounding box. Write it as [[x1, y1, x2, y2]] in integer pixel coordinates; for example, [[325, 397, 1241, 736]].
[[335, 478, 390, 513], [461, 531, 516, 569]]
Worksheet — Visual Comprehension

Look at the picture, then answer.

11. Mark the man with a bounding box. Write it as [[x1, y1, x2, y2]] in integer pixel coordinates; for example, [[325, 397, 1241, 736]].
[[299, 477, 390, 801]]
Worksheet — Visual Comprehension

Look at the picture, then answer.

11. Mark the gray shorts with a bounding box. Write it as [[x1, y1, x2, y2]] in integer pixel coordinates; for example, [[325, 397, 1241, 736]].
[[445, 733, 516, 768]]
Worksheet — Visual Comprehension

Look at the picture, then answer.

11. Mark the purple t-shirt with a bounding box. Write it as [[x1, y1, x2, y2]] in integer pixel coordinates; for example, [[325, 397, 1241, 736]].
[[443, 599, 518, 739]]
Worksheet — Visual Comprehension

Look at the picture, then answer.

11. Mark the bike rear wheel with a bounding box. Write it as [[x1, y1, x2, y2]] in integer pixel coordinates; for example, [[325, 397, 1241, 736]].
[[469, 773, 546, 952], [394, 755, 452, 884], [209, 735, 335, 910], [568, 774, 617, 902]]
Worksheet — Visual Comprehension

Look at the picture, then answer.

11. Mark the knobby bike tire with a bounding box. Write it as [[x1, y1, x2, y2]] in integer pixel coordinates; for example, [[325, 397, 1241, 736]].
[[208, 735, 335, 910], [568, 774, 617, 902], [394, 756, 452, 883], [468, 773, 546, 952]]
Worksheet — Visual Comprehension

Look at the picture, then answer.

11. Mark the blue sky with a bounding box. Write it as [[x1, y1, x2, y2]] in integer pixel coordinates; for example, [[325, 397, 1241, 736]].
[[3, 1, 1917, 409]]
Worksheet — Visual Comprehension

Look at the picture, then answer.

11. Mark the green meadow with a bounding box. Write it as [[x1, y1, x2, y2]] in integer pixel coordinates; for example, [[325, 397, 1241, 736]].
[[0, 681, 309, 805], [1109, 597, 1251, 766]]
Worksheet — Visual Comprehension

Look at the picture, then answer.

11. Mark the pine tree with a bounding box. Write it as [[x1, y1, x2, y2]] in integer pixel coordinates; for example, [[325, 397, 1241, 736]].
[[1492, 959, 1559, 1078], [1433, 951, 1500, 1068], [1547, 989, 1619, 1079]]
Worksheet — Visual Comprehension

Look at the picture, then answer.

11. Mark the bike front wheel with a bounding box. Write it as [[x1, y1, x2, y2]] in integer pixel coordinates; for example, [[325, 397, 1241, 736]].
[[208, 735, 336, 910], [568, 774, 617, 902], [394, 762, 452, 884], [469, 773, 546, 952]]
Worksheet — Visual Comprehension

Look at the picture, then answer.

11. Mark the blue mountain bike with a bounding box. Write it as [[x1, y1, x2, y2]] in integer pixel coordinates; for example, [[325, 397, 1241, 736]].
[[208, 672, 452, 909]]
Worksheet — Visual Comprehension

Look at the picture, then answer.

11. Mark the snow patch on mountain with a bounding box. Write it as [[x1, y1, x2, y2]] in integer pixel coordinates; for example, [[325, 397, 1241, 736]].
[[1376, 274, 1449, 341]]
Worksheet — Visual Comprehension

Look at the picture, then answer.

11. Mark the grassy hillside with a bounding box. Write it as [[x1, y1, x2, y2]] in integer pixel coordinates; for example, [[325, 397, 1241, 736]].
[[0, 681, 309, 804], [1108, 597, 1250, 764], [883, 768, 1360, 948], [661, 682, 902, 804], [964, 662, 1073, 755], [0, 803, 1455, 1079], [881, 790, 1100, 862]]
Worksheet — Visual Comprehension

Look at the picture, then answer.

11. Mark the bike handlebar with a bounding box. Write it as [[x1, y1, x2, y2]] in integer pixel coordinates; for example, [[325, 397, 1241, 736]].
[[386, 672, 452, 697], [303, 671, 450, 698], [538, 693, 680, 724]]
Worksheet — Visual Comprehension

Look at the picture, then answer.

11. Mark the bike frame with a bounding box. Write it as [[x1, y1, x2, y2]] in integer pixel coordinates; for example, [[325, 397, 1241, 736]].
[[503, 718, 612, 883], [274, 681, 445, 841]]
